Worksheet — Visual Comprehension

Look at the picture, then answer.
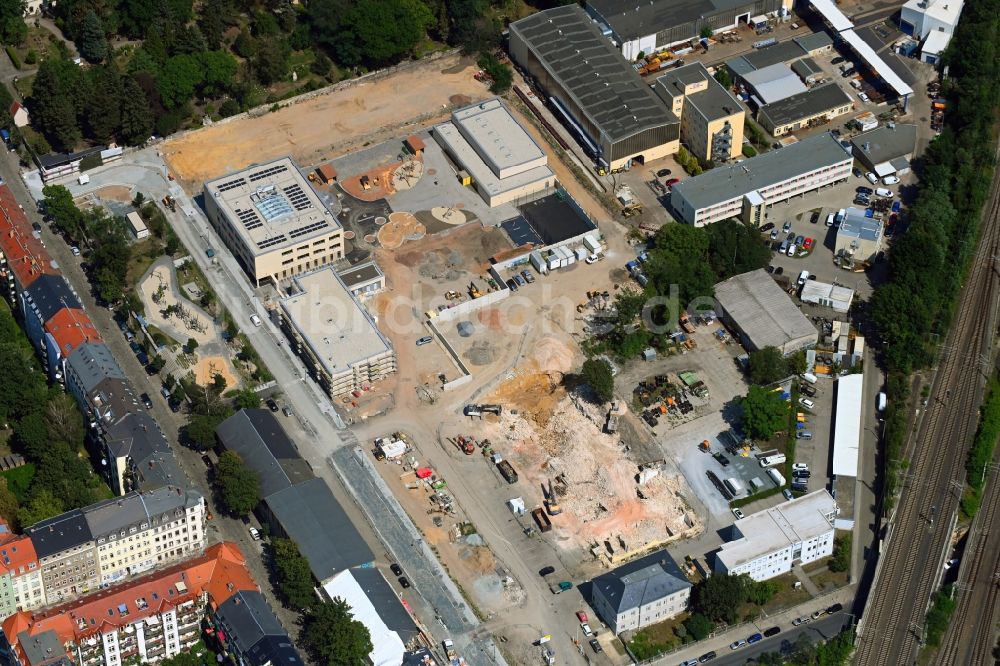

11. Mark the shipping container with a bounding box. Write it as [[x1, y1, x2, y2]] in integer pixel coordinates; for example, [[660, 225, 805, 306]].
[[574, 246, 588, 261], [583, 235, 601, 253], [530, 250, 547, 274]]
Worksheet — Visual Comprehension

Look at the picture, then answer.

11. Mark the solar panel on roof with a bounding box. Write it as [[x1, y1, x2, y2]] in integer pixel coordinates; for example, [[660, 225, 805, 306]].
[[216, 177, 246, 193], [282, 184, 312, 211], [288, 220, 329, 239], [248, 164, 288, 182], [257, 234, 288, 249], [235, 208, 263, 230]]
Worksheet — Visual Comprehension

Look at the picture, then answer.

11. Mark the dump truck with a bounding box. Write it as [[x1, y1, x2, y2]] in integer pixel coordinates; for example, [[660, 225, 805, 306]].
[[532, 507, 552, 532], [680, 314, 696, 334], [161, 195, 176, 212], [497, 459, 518, 484]]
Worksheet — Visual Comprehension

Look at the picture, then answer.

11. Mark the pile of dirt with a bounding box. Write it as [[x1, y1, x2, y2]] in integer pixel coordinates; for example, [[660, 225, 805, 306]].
[[416, 249, 466, 281], [488, 368, 565, 428], [465, 341, 495, 366]]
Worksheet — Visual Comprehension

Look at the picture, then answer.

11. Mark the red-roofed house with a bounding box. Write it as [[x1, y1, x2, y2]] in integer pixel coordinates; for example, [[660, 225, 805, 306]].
[[9, 103, 28, 129], [0, 543, 265, 666], [0, 534, 45, 617], [43, 308, 102, 382], [0, 185, 55, 300]]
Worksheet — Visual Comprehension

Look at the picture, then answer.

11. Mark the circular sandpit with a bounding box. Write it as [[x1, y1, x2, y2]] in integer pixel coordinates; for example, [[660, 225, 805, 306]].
[[343, 230, 356, 240], [375, 216, 387, 226], [391, 160, 424, 191], [364, 234, 377, 244], [431, 207, 467, 225], [377, 211, 426, 250]]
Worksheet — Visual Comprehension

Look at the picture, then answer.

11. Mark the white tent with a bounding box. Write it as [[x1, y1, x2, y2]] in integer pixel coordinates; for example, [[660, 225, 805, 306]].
[[322, 571, 406, 666], [377, 439, 407, 459]]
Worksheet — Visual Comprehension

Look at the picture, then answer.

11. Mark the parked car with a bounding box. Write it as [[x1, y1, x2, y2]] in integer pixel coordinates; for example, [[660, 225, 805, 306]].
[[398, 576, 411, 589], [266, 398, 279, 412], [797, 431, 813, 439], [827, 603, 844, 614], [698, 652, 716, 663], [168, 399, 181, 413], [770, 228, 779, 240], [513, 274, 525, 286], [793, 616, 811, 626], [803, 238, 814, 250], [800, 397, 815, 409], [831, 56, 846, 64], [665, 178, 681, 187], [875, 187, 893, 198], [812, 609, 825, 620], [391, 563, 404, 576], [854, 196, 871, 206], [416, 335, 433, 346], [793, 463, 809, 471], [538, 565, 555, 577], [282, 406, 293, 417], [800, 384, 817, 396], [580, 623, 594, 637], [782, 221, 792, 233], [747, 633, 763, 645], [858, 91, 870, 103], [250, 314, 262, 327], [794, 235, 805, 246], [730, 639, 747, 650], [201, 454, 213, 469], [787, 243, 797, 257], [856, 186, 874, 195], [140, 393, 153, 409], [732, 508, 745, 520], [521, 270, 535, 283], [248, 526, 261, 541], [576, 611, 588, 623], [589, 639, 603, 654], [763, 626, 781, 637], [883, 175, 900, 185], [506, 279, 518, 291], [774, 266, 783, 275], [825, 213, 835, 227], [841, 67, 856, 78], [760, 222, 775, 232], [794, 470, 812, 479], [70, 246, 81, 256], [656, 169, 671, 177], [809, 211, 820, 224], [680, 660, 699, 666], [783, 489, 794, 501]]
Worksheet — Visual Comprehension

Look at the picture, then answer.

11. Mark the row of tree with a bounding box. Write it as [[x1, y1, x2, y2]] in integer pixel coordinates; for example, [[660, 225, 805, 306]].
[[867, 0, 1000, 508], [0, 303, 111, 529], [594, 220, 772, 359]]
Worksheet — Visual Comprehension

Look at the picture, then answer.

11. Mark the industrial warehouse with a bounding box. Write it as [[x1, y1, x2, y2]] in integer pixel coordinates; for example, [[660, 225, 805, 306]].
[[584, 0, 793, 60], [714, 268, 818, 354], [509, 5, 680, 170], [669, 132, 853, 226], [203, 157, 345, 287]]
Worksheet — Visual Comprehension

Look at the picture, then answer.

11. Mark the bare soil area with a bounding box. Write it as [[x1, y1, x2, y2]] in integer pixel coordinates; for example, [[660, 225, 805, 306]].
[[161, 53, 490, 190]]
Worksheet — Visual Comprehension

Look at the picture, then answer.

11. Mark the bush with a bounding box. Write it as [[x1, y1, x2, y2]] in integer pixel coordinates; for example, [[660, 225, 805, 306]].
[[581, 358, 614, 403], [477, 52, 512, 95], [742, 144, 757, 158], [684, 613, 714, 640], [24, 49, 37, 65], [829, 533, 851, 572], [218, 99, 240, 118], [925, 586, 956, 647], [5, 46, 21, 70]]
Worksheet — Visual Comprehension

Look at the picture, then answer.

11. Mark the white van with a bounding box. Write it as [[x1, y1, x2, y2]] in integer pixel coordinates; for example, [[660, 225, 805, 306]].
[[787, 243, 797, 257], [825, 213, 834, 227], [767, 468, 786, 486], [760, 454, 786, 468], [874, 187, 892, 198], [798, 270, 810, 286], [801, 372, 818, 384], [723, 478, 744, 497]]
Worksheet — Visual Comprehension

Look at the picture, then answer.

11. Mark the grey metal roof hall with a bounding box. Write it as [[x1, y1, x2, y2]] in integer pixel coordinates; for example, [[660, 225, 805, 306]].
[[670, 132, 849, 211], [509, 6, 678, 145], [758, 82, 853, 128], [216, 409, 314, 497], [794, 31, 834, 53], [592, 549, 691, 614], [265, 477, 375, 583], [714, 269, 818, 353], [741, 40, 809, 70], [586, 0, 781, 43], [850, 123, 918, 166]]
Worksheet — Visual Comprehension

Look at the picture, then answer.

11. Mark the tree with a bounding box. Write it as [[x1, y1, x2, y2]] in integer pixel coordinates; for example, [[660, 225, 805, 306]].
[[78, 10, 109, 62], [0, 342, 48, 423], [477, 52, 512, 95], [0, 0, 26, 45], [704, 219, 771, 279], [748, 346, 788, 385], [42, 184, 86, 243], [739, 386, 788, 441], [692, 574, 748, 624], [787, 350, 807, 376], [0, 479, 20, 530], [198, 50, 237, 97], [683, 613, 714, 641], [272, 538, 317, 609], [713, 67, 732, 89], [336, 0, 432, 67], [187, 337, 199, 353], [84, 66, 122, 143], [184, 412, 228, 451], [829, 533, 851, 572], [302, 598, 374, 666], [234, 389, 261, 410], [45, 394, 85, 448], [310, 50, 333, 78], [215, 451, 260, 516], [158, 54, 204, 109], [580, 358, 614, 403], [252, 37, 291, 86], [17, 488, 65, 527]]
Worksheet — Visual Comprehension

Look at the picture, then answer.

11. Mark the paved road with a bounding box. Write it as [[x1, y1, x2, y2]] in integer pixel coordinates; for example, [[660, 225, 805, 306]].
[[32, 148, 506, 663], [704, 611, 853, 666]]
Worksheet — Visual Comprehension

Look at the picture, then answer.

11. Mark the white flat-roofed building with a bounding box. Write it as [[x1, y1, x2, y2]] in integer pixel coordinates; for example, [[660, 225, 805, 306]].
[[204, 157, 344, 287], [833, 374, 863, 479], [800, 280, 854, 313], [434, 98, 556, 207], [278, 267, 395, 398], [670, 132, 852, 226], [900, 0, 964, 40], [715, 490, 838, 581], [125, 212, 149, 240]]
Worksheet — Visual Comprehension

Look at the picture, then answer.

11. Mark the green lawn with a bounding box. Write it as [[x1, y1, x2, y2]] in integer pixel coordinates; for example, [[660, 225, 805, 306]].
[[628, 614, 688, 660], [0, 464, 36, 502]]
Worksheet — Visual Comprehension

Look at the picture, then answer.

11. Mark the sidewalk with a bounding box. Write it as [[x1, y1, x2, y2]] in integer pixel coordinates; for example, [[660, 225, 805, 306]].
[[650, 585, 856, 664]]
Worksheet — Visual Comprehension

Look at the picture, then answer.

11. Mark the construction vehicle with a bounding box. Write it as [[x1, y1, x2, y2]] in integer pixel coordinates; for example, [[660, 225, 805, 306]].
[[622, 203, 643, 218], [497, 459, 518, 484], [532, 507, 552, 533], [544, 479, 562, 516], [456, 435, 475, 455], [680, 314, 696, 334], [444, 290, 460, 300], [480, 404, 502, 415], [699, 439, 711, 452], [161, 195, 176, 212], [469, 282, 482, 298]]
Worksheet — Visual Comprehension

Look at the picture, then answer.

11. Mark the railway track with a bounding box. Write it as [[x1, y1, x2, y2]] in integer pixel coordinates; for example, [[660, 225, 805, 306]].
[[936, 462, 1000, 666], [855, 143, 1000, 665]]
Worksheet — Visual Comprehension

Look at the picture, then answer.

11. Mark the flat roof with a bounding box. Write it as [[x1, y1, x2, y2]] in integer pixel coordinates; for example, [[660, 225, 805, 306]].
[[280, 268, 393, 378], [838, 209, 883, 242], [715, 269, 817, 352], [451, 98, 547, 177], [204, 157, 341, 256], [851, 124, 917, 164], [744, 64, 808, 104], [717, 490, 837, 569], [434, 122, 554, 198], [809, 0, 853, 31], [656, 63, 743, 123], [794, 31, 834, 52], [904, 0, 964, 27], [833, 374, 864, 477], [742, 41, 809, 70], [758, 82, 853, 128], [322, 572, 405, 666], [125, 211, 147, 234], [921, 29, 952, 55], [790, 57, 823, 79], [671, 132, 850, 210], [337, 261, 383, 289], [838, 30, 914, 97], [518, 191, 598, 246], [509, 6, 679, 144], [502, 216, 543, 247]]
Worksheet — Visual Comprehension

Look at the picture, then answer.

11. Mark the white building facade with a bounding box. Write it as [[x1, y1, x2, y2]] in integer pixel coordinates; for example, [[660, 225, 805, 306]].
[[715, 490, 838, 581]]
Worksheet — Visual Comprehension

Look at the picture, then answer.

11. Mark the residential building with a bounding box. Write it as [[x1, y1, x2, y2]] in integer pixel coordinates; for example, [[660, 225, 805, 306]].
[[0, 543, 296, 666], [211, 590, 304, 666], [25, 511, 99, 604], [433, 98, 556, 207], [41, 308, 101, 382], [0, 186, 57, 302], [278, 268, 396, 398], [654, 63, 745, 162], [9, 103, 28, 128], [203, 157, 345, 287], [835, 208, 883, 263], [0, 535, 46, 614], [669, 132, 852, 226], [591, 550, 692, 633], [714, 269, 818, 354], [21, 274, 82, 356], [509, 6, 680, 170], [758, 83, 854, 137], [714, 490, 838, 581], [584, 0, 793, 59], [850, 123, 917, 177]]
